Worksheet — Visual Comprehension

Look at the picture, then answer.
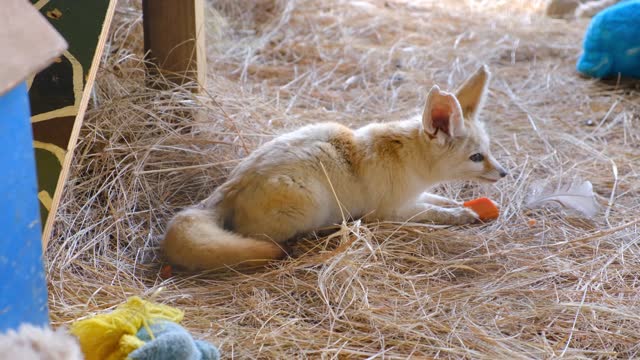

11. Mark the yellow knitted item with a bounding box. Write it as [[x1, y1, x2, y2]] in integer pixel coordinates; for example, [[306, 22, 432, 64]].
[[69, 296, 184, 360]]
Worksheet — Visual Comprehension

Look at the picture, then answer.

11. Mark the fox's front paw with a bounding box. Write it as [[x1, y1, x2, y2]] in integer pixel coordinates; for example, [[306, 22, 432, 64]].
[[418, 192, 462, 207], [391, 203, 479, 225], [447, 207, 479, 225]]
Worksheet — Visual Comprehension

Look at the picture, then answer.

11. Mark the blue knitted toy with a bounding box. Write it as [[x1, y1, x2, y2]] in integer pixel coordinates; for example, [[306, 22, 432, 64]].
[[576, 0, 640, 79], [128, 320, 220, 360]]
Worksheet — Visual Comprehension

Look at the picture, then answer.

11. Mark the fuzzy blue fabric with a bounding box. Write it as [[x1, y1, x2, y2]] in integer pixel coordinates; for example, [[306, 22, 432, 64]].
[[128, 320, 220, 360], [576, 0, 640, 78]]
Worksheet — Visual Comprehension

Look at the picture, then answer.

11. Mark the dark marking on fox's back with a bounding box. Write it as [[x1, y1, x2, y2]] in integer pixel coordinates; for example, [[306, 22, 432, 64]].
[[327, 128, 361, 172]]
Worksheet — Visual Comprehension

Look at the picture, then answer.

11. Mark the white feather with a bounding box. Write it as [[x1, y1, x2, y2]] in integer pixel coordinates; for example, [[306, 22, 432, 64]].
[[526, 179, 600, 217]]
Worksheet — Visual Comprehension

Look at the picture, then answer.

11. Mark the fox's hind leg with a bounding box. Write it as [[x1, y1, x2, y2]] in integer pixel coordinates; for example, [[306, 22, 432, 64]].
[[230, 174, 329, 243]]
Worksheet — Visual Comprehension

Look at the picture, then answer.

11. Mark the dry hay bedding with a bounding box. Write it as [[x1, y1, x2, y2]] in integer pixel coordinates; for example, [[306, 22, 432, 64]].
[[47, 0, 640, 358]]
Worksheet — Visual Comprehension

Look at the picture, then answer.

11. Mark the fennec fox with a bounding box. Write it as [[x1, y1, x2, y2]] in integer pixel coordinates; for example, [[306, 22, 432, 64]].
[[162, 65, 507, 271]]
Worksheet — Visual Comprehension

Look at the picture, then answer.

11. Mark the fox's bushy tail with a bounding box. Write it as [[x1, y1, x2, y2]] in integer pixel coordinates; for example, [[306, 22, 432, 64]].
[[161, 207, 285, 270]]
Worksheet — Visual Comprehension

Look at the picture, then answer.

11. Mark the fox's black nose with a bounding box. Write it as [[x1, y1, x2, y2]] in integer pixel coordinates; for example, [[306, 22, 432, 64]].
[[499, 170, 508, 178]]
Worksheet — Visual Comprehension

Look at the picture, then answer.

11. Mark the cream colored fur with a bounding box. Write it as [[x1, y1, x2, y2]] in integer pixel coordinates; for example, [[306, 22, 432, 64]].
[[162, 65, 508, 271], [0, 324, 83, 360]]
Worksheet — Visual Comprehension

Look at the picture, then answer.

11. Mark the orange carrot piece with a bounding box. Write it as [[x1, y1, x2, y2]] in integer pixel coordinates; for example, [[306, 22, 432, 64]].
[[159, 264, 173, 279], [463, 197, 499, 221]]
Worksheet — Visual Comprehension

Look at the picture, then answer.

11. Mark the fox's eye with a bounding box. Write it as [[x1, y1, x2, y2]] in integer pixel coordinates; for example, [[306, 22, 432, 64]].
[[469, 153, 484, 162]]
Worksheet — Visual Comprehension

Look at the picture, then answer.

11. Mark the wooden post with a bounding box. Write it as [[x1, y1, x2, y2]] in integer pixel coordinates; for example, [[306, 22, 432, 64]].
[[143, 0, 207, 91]]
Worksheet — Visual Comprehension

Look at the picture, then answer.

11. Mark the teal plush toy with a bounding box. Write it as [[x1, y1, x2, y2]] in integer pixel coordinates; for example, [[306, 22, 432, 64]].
[[128, 320, 220, 360], [577, 0, 640, 78]]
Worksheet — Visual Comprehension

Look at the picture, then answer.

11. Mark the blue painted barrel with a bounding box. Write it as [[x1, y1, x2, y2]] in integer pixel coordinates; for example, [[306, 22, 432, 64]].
[[0, 82, 49, 331]]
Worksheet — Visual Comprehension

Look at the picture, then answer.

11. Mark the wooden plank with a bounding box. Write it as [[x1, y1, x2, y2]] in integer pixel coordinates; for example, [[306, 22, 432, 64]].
[[143, 0, 207, 90], [0, 82, 50, 331], [0, 0, 67, 96], [28, 0, 118, 250]]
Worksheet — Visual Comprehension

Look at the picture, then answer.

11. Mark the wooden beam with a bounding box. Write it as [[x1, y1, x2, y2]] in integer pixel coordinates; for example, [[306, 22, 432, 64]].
[[143, 0, 207, 91]]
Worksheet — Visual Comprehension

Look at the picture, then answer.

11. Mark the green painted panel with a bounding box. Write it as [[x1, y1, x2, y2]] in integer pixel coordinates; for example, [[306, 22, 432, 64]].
[[30, 1, 111, 74], [29, 55, 75, 116], [27, 0, 112, 237], [34, 148, 62, 225]]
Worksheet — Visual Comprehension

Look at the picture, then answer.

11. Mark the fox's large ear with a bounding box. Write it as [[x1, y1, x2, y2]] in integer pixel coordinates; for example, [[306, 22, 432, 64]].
[[422, 85, 465, 145], [455, 64, 490, 121]]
